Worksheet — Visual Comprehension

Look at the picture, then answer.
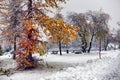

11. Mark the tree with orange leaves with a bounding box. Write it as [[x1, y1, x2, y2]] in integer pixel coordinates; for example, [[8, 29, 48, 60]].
[[0, 0, 78, 69]]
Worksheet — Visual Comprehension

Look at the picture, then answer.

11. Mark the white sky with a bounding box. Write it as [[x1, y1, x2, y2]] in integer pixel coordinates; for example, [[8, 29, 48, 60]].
[[61, 0, 120, 32]]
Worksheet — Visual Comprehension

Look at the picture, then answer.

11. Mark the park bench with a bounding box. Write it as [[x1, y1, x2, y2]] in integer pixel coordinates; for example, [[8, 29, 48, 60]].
[[74, 50, 82, 54], [51, 51, 58, 54]]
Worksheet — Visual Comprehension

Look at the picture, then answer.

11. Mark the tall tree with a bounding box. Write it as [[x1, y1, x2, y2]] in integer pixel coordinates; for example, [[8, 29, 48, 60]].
[[86, 10, 110, 53], [14, 0, 77, 69], [0, 0, 23, 59], [15, 0, 63, 69], [54, 12, 64, 55], [67, 12, 90, 53]]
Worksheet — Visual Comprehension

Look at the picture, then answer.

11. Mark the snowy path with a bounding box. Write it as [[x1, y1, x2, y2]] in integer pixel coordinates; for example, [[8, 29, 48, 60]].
[[0, 50, 120, 80], [45, 50, 120, 80]]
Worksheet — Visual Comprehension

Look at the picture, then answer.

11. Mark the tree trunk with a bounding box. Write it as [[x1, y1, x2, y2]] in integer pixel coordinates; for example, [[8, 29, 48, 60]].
[[88, 34, 94, 53], [66, 50, 69, 54], [81, 40, 87, 53], [13, 36, 16, 59], [104, 41, 108, 51], [118, 42, 120, 49], [27, 53, 34, 63], [59, 41, 62, 55], [66, 44, 69, 54], [28, 0, 33, 18], [103, 37, 109, 51], [14, 36, 16, 51], [26, 0, 35, 67], [11, 0, 19, 59], [99, 39, 101, 59], [79, 31, 88, 53]]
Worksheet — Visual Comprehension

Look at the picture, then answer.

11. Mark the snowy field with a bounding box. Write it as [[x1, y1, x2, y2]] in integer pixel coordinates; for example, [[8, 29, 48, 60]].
[[0, 50, 120, 80]]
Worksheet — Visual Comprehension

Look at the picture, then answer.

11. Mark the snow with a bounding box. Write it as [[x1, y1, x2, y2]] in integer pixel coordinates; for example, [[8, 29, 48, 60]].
[[0, 52, 17, 70], [38, 27, 48, 42], [0, 50, 120, 80]]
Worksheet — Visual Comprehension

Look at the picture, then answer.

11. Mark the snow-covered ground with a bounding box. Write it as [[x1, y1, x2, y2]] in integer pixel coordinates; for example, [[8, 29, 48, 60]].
[[0, 50, 120, 80]]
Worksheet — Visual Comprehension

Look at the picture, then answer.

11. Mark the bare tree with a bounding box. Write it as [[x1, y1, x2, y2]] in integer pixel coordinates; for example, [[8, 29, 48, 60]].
[[67, 12, 90, 53], [67, 10, 110, 54], [86, 10, 110, 53]]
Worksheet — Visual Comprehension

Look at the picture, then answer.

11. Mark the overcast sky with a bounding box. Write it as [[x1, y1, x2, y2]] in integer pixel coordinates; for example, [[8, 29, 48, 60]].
[[61, 0, 120, 32]]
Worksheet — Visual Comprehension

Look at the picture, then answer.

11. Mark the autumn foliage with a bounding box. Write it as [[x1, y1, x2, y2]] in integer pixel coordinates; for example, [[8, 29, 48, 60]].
[[42, 17, 78, 43], [15, 19, 39, 69], [15, 15, 78, 69], [0, 0, 78, 69]]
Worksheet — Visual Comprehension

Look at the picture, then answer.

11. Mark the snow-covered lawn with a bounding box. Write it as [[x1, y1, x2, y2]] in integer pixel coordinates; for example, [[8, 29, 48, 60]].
[[0, 50, 120, 80]]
